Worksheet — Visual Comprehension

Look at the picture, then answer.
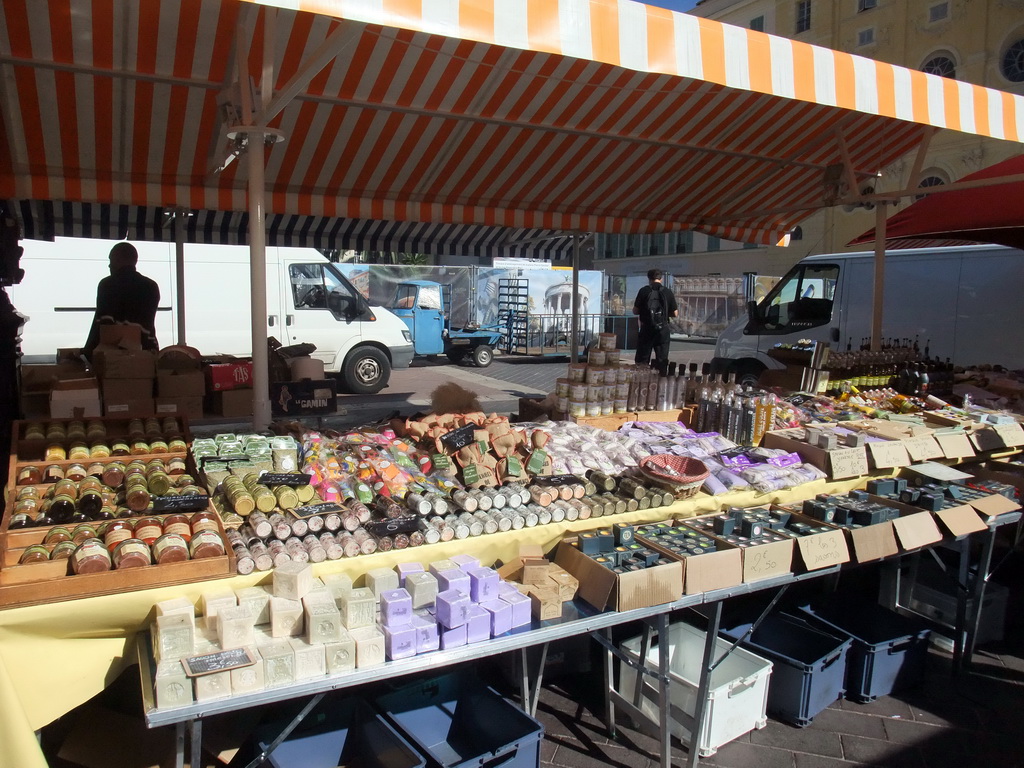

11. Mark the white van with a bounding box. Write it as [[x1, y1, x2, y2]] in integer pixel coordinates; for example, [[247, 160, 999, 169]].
[[10, 237, 413, 394], [712, 244, 1024, 381]]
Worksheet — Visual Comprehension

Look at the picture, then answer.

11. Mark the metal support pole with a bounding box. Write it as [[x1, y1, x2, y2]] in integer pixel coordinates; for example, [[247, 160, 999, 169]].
[[870, 201, 887, 352], [247, 132, 272, 431], [173, 209, 187, 345], [686, 601, 722, 768], [570, 234, 580, 363], [960, 527, 998, 673]]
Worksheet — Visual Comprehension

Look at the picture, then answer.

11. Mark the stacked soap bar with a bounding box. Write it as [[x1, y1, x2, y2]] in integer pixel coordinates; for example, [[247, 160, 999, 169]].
[[634, 522, 718, 557], [495, 544, 579, 621], [571, 524, 670, 572], [683, 508, 791, 546], [867, 476, 1009, 512], [794, 490, 903, 528]]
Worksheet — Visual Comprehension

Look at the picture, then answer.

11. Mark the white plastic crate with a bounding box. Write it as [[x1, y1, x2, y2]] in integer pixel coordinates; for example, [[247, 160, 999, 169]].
[[617, 622, 772, 756]]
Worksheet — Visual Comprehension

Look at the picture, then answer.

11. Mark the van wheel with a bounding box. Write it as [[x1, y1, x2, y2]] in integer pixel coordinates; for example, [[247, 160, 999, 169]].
[[446, 349, 467, 364], [342, 347, 391, 394], [472, 345, 493, 367], [733, 361, 766, 388]]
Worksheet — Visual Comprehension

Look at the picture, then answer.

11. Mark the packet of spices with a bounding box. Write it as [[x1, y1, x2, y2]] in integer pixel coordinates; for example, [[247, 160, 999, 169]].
[[526, 449, 549, 475]]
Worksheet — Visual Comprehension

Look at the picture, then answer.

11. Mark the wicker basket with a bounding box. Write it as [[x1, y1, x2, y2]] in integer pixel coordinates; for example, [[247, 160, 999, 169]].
[[639, 455, 710, 500]]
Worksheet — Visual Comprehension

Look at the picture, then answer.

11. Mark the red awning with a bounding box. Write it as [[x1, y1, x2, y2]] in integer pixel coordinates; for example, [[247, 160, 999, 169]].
[[850, 154, 1024, 250], [2, 0, 1023, 246]]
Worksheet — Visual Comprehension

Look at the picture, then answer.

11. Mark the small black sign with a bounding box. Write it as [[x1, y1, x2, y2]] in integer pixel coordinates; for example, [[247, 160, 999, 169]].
[[532, 474, 583, 487], [291, 502, 343, 518], [365, 515, 420, 536], [182, 647, 257, 677], [260, 472, 312, 487], [153, 494, 211, 512], [439, 424, 476, 452], [198, 455, 251, 467]]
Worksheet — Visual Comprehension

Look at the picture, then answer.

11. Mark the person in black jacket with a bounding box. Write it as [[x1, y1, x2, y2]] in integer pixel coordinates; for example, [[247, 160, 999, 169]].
[[83, 242, 160, 360], [632, 268, 678, 370]]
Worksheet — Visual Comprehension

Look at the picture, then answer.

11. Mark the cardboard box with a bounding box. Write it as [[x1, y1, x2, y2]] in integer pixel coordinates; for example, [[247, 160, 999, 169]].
[[101, 378, 154, 401], [205, 361, 254, 391], [555, 539, 682, 611], [99, 324, 143, 349], [50, 381, 101, 418], [780, 505, 898, 564], [155, 396, 203, 420], [270, 379, 338, 416], [93, 348, 156, 379], [777, 518, 850, 572], [763, 428, 869, 480], [207, 389, 253, 418], [157, 370, 205, 397], [634, 532, 745, 595], [104, 398, 155, 417], [156, 348, 202, 372]]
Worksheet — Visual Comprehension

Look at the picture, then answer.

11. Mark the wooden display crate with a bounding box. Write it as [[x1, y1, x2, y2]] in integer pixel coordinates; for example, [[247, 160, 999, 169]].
[[0, 509, 235, 609]]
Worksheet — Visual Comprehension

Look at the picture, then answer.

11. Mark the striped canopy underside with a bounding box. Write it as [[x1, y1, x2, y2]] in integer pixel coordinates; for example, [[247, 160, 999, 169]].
[[1, 0, 1022, 252]]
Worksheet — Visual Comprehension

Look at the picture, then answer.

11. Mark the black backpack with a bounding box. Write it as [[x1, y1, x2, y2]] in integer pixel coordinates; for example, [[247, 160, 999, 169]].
[[647, 286, 667, 331]]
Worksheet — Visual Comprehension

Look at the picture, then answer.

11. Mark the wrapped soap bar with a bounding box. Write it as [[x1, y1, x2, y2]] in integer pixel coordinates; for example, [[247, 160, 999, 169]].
[[435, 568, 470, 594], [435, 589, 471, 629], [481, 599, 512, 636], [379, 588, 413, 628], [364, 567, 399, 598], [467, 567, 499, 603], [410, 615, 439, 654], [500, 590, 532, 628], [465, 604, 491, 643], [406, 572, 438, 609], [440, 622, 467, 650], [383, 624, 417, 660]]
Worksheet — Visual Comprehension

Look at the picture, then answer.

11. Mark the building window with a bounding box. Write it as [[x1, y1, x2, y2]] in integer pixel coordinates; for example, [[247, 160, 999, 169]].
[[791, 226, 803, 241], [928, 2, 949, 22], [916, 174, 946, 200], [922, 54, 956, 78], [750, 15, 765, 32], [858, 0, 877, 11], [1003, 38, 1024, 82], [858, 28, 875, 47], [795, 1, 811, 33]]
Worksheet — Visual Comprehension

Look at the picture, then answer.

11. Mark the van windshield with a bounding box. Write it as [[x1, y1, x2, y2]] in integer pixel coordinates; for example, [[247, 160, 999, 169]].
[[757, 263, 839, 332]]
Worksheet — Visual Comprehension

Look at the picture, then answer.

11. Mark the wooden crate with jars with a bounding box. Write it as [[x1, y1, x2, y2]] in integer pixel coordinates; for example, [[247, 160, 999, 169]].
[[0, 416, 235, 609]]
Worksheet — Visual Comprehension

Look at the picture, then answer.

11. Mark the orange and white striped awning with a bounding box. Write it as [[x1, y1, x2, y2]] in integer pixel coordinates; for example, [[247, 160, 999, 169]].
[[2, 0, 1022, 246]]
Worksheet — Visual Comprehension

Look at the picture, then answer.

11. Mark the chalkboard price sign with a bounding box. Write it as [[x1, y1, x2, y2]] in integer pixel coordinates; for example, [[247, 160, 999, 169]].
[[291, 502, 343, 518], [531, 474, 583, 487], [182, 647, 258, 677], [153, 494, 211, 513], [259, 472, 312, 487], [439, 424, 476, 452], [365, 515, 419, 536]]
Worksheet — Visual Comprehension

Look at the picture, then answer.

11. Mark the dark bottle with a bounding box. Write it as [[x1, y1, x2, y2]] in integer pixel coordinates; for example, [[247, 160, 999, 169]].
[[78, 489, 104, 519], [8, 512, 33, 529], [918, 364, 930, 397]]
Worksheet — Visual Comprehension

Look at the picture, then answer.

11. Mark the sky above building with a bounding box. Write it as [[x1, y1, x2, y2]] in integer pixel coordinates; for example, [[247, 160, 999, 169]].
[[644, 0, 700, 12]]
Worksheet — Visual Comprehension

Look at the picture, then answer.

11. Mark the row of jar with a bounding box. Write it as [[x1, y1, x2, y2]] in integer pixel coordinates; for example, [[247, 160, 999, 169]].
[[24, 417, 184, 443], [17, 455, 193, 487]]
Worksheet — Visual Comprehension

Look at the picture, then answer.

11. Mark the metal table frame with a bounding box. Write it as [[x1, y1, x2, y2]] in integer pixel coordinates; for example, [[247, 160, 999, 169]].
[[139, 513, 1019, 768]]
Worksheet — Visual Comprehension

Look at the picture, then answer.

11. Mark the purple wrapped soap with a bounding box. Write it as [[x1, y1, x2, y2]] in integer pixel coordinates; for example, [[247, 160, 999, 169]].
[[435, 589, 471, 629], [465, 604, 490, 643], [394, 562, 424, 588], [410, 615, 439, 654], [450, 554, 481, 572], [500, 590, 532, 628], [481, 599, 512, 636], [440, 622, 467, 650], [435, 568, 470, 595], [383, 624, 417, 660], [379, 588, 413, 627], [467, 567, 499, 603]]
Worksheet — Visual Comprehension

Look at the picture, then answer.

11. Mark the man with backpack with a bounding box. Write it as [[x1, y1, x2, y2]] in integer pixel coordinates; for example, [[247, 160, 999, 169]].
[[632, 268, 678, 370]]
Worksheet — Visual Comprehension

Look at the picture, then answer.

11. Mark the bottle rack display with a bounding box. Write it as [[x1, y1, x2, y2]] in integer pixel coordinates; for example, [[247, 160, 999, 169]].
[[0, 417, 235, 608]]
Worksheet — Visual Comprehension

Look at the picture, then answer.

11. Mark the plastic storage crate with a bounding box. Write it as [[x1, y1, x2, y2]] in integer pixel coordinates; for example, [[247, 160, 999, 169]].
[[720, 612, 850, 727], [255, 697, 425, 768], [795, 602, 930, 704], [908, 579, 1008, 649], [617, 622, 773, 756], [375, 672, 544, 768]]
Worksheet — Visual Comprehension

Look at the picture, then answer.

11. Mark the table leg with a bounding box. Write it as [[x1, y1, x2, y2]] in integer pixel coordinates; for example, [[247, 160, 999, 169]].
[[243, 693, 326, 768], [952, 537, 971, 674], [686, 601, 722, 768], [174, 722, 185, 768], [529, 643, 549, 717], [656, 612, 671, 768], [188, 718, 202, 768], [961, 528, 997, 672], [520, 647, 530, 714], [604, 628, 617, 739]]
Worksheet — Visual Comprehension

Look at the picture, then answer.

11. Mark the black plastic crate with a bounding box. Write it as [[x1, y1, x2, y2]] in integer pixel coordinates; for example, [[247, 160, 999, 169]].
[[720, 612, 850, 727], [255, 696, 424, 768], [795, 601, 930, 703], [374, 672, 544, 768]]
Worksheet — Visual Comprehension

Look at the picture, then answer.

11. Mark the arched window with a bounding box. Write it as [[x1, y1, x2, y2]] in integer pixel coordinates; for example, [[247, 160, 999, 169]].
[[1002, 38, 1024, 82], [790, 226, 803, 241], [916, 174, 946, 200], [922, 54, 956, 78]]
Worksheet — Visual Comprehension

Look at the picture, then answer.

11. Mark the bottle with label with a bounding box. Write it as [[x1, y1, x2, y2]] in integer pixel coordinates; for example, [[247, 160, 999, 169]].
[[656, 368, 669, 411]]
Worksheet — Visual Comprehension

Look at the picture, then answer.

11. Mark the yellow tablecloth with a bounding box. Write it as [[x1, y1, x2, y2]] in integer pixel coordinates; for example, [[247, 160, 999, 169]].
[[0, 476, 875, 768]]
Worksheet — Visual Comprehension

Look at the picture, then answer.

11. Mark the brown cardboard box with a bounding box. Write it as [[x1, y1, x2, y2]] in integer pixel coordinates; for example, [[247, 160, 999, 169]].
[[154, 396, 203, 420], [205, 361, 254, 391], [763, 427, 869, 479], [104, 398, 155, 417], [773, 515, 851, 571], [637, 534, 745, 595], [98, 323, 143, 349], [207, 389, 253, 418], [93, 348, 157, 379], [780, 505, 898, 564], [50, 379, 102, 418], [555, 539, 682, 611], [101, 378, 154, 401], [157, 370, 205, 397], [891, 511, 943, 550]]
